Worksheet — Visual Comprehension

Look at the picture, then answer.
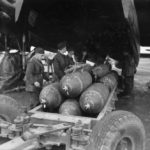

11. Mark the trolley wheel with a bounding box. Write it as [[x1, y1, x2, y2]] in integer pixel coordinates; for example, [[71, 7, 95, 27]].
[[86, 110, 145, 150]]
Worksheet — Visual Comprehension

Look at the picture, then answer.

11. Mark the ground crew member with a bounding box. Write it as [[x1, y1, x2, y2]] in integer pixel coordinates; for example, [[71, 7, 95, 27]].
[[53, 41, 74, 80], [119, 51, 136, 98], [25, 47, 48, 108]]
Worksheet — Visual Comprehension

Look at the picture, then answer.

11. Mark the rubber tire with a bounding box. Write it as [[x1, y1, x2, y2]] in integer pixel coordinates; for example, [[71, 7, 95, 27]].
[[0, 94, 20, 123], [86, 110, 145, 150]]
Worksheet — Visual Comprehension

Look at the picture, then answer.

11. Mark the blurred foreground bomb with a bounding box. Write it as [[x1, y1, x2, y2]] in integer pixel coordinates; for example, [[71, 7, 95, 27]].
[[60, 71, 92, 98], [59, 99, 82, 116], [79, 83, 109, 114], [92, 64, 111, 80], [99, 71, 118, 92], [40, 82, 63, 111]]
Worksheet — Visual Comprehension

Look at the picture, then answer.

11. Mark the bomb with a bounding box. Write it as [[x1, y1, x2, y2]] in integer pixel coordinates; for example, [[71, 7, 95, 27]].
[[59, 99, 82, 116], [92, 63, 111, 79], [39, 82, 63, 111], [60, 71, 92, 98], [99, 71, 118, 92], [79, 83, 109, 114]]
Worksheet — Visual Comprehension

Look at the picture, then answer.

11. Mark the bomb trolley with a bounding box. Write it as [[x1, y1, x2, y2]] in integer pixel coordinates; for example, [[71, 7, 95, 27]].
[[0, 85, 145, 150]]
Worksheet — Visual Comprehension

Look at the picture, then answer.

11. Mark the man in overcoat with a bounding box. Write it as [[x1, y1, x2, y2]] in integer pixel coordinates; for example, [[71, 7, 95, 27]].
[[25, 47, 48, 107]]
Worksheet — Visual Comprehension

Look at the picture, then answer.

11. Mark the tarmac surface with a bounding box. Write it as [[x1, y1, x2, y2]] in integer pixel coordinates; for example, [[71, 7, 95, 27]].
[[116, 57, 150, 150], [0, 57, 150, 150]]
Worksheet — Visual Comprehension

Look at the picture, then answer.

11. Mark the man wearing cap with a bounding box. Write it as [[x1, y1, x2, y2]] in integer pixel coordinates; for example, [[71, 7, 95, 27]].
[[25, 47, 48, 107], [53, 41, 74, 80]]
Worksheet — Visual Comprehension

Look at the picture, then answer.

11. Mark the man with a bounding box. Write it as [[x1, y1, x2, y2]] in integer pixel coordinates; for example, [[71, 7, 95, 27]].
[[81, 49, 88, 63], [25, 47, 48, 107], [119, 51, 136, 98], [53, 41, 74, 80], [68, 48, 77, 63]]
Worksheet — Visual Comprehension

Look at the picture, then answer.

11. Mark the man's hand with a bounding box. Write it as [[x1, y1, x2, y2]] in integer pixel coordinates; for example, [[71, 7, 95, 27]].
[[34, 82, 40, 87]]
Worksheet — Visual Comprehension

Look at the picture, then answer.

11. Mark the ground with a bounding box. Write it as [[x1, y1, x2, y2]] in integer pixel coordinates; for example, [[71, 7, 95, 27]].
[[116, 57, 150, 150]]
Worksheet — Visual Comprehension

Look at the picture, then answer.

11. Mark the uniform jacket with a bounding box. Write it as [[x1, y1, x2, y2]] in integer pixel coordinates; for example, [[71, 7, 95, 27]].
[[25, 56, 45, 92], [53, 52, 74, 80]]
